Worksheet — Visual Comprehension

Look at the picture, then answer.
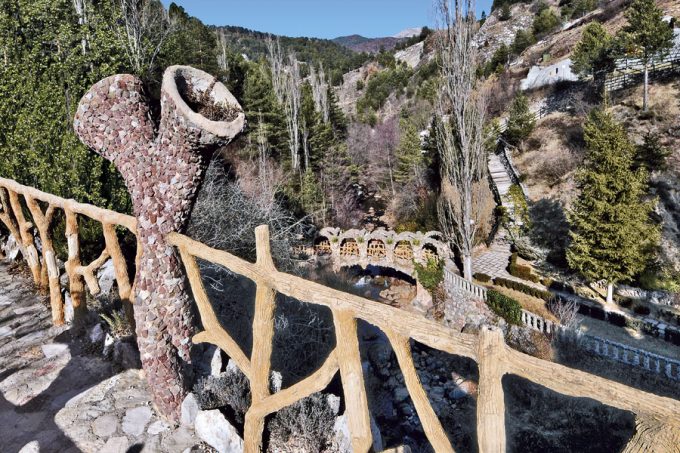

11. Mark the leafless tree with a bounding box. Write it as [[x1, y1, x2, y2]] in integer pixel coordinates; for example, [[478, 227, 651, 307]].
[[309, 64, 329, 123], [549, 297, 581, 330], [266, 36, 287, 104], [114, 0, 171, 77], [435, 0, 488, 280], [72, 0, 90, 54], [215, 28, 229, 74], [284, 54, 302, 171]]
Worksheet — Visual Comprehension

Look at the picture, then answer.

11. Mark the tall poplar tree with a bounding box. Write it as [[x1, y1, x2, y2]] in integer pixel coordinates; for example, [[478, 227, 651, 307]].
[[567, 109, 659, 303]]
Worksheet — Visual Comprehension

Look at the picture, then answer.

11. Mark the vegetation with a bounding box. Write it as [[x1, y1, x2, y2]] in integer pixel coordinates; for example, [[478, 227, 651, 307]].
[[356, 64, 413, 124], [507, 253, 541, 283], [532, 7, 561, 37], [620, 0, 674, 111], [566, 109, 660, 303], [486, 289, 523, 324], [633, 131, 671, 172], [504, 94, 536, 147], [414, 258, 444, 293], [494, 277, 554, 302], [570, 22, 615, 81]]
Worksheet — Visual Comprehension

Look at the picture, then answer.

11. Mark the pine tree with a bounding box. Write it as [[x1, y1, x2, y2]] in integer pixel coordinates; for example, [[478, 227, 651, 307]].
[[621, 0, 674, 111], [634, 131, 671, 172], [504, 93, 535, 147], [566, 110, 659, 303], [395, 119, 424, 185], [571, 22, 615, 82]]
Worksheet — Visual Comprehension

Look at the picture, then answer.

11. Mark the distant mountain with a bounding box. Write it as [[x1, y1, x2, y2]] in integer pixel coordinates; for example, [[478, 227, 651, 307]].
[[332, 34, 404, 53], [213, 26, 369, 84], [393, 27, 423, 39]]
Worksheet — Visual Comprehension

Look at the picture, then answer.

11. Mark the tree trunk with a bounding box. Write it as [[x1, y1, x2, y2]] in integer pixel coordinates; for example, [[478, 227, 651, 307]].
[[643, 63, 649, 112], [463, 254, 473, 281], [606, 282, 614, 304]]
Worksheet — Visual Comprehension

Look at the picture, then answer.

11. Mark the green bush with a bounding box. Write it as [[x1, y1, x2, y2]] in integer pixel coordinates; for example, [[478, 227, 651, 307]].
[[532, 8, 561, 37], [494, 276, 554, 302], [486, 290, 523, 325], [507, 253, 541, 283], [356, 66, 413, 122], [356, 80, 365, 91], [414, 258, 444, 293], [474, 273, 492, 283]]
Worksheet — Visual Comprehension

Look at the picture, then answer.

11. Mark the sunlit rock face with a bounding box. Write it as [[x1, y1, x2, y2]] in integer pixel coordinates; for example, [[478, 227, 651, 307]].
[[74, 66, 245, 420]]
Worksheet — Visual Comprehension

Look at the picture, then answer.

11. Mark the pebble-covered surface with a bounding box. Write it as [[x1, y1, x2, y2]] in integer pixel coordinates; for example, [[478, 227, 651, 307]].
[[0, 262, 204, 452], [73, 66, 245, 420]]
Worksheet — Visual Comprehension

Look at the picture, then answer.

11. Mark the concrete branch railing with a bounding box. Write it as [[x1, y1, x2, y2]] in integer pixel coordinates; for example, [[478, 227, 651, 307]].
[[2, 177, 680, 451], [521, 309, 555, 335], [443, 263, 488, 301]]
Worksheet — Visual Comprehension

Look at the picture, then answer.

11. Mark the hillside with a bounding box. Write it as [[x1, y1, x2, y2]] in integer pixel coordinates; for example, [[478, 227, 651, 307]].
[[333, 34, 405, 53], [214, 25, 370, 84]]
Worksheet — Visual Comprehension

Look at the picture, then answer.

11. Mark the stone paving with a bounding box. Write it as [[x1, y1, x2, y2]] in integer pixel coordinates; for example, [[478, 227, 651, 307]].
[[0, 262, 204, 453]]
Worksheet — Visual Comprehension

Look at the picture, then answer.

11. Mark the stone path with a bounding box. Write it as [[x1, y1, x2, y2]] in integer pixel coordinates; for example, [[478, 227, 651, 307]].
[[0, 262, 203, 453], [488, 153, 513, 214]]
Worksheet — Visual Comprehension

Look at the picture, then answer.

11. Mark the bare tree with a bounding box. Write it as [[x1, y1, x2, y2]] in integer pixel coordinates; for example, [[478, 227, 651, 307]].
[[284, 54, 302, 171], [549, 297, 581, 330], [72, 0, 90, 54], [435, 0, 488, 281], [215, 28, 229, 75], [266, 36, 286, 104], [114, 0, 171, 77], [309, 64, 329, 123]]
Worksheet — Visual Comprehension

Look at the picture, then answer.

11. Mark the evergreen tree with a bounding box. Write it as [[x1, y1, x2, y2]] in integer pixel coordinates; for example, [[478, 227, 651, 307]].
[[620, 0, 674, 111], [395, 119, 424, 185], [567, 110, 659, 303], [634, 131, 671, 172], [511, 30, 535, 56], [500, 3, 512, 21], [571, 22, 615, 82], [480, 10, 487, 26], [532, 7, 560, 37], [504, 93, 535, 147]]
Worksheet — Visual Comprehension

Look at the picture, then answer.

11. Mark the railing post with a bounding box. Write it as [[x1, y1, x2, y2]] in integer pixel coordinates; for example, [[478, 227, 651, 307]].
[[8, 190, 42, 286], [64, 209, 87, 324], [244, 225, 277, 453], [477, 326, 506, 453], [334, 309, 373, 452]]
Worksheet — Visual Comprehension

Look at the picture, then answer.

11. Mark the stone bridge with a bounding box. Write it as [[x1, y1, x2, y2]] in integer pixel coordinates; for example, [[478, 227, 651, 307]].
[[296, 227, 450, 278]]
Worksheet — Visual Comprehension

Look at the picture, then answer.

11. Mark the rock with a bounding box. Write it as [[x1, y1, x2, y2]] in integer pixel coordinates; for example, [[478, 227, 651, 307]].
[[0, 326, 12, 338], [326, 394, 341, 415], [96, 259, 116, 297], [64, 291, 74, 324], [333, 413, 383, 453], [181, 393, 200, 426], [113, 340, 141, 369], [393, 387, 410, 403], [2, 234, 21, 261], [121, 406, 152, 437], [92, 414, 118, 437], [210, 346, 224, 376], [194, 409, 244, 453], [41, 343, 69, 359], [270, 370, 282, 393], [147, 420, 170, 435], [18, 441, 40, 453], [103, 333, 115, 356], [100, 436, 128, 453], [89, 324, 105, 344]]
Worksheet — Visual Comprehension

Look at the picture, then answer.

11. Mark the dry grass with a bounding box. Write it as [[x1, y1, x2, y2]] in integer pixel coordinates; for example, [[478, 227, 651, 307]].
[[513, 112, 585, 206], [487, 284, 558, 322]]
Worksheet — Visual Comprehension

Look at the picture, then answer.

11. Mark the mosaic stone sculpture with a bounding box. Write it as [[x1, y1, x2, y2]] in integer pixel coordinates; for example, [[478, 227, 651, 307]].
[[74, 66, 245, 420]]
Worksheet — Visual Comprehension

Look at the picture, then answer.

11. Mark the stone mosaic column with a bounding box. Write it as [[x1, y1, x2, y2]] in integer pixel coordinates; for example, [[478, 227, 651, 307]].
[[74, 66, 245, 420]]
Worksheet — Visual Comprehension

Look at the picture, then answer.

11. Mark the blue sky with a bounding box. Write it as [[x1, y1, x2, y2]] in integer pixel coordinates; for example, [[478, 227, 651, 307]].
[[160, 0, 494, 39]]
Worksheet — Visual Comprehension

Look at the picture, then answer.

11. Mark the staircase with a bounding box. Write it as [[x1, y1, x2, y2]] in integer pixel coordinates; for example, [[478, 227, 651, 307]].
[[488, 152, 515, 217]]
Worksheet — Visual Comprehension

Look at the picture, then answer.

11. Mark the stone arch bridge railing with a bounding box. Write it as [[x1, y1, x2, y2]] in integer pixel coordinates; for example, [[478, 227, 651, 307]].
[[296, 227, 449, 278], [2, 177, 680, 452]]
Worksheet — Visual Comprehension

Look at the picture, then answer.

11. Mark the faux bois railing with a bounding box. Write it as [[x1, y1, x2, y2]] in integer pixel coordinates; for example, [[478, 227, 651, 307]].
[[1, 177, 680, 452]]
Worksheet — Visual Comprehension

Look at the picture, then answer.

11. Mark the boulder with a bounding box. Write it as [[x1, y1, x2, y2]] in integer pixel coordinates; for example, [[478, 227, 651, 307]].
[[96, 259, 116, 297], [113, 340, 141, 369], [2, 234, 21, 261], [194, 409, 244, 453], [181, 393, 200, 426], [63, 291, 74, 324], [333, 413, 383, 453]]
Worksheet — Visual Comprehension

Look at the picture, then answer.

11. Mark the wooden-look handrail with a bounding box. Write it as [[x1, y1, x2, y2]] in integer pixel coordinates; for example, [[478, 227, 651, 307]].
[[1, 176, 680, 451]]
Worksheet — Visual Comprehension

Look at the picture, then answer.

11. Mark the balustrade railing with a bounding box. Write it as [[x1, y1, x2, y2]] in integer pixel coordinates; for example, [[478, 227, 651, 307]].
[[1, 177, 680, 451]]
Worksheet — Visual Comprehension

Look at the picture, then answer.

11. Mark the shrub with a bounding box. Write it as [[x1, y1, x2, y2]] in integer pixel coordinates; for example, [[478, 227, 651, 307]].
[[607, 312, 627, 327], [194, 368, 251, 424], [487, 289, 523, 325], [356, 79, 365, 91], [474, 272, 492, 283], [507, 253, 541, 283], [494, 276, 554, 302], [532, 8, 561, 37], [414, 258, 444, 293], [634, 304, 651, 316], [267, 393, 339, 452], [505, 93, 535, 147]]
